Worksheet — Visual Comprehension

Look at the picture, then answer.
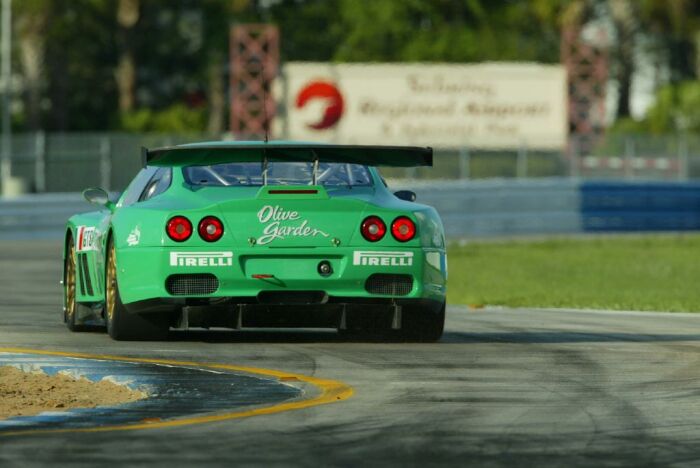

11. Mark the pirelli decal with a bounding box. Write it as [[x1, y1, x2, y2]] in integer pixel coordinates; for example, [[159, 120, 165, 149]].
[[170, 252, 233, 267], [352, 251, 413, 267]]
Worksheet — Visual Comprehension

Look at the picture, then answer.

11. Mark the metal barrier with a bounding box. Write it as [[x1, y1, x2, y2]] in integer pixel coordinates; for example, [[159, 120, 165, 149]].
[[4, 179, 700, 241], [0, 193, 93, 240], [0, 179, 584, 240], [5, 133, 202, 194]]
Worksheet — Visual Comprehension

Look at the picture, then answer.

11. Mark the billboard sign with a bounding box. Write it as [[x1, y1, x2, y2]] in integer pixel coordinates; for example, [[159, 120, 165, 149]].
[[279, 62, 567, 150]]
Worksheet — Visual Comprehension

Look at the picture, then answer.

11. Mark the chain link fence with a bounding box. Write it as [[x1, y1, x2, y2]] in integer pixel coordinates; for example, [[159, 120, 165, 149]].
[[3, 133, 205, 194], [1, 132, 699, 194]]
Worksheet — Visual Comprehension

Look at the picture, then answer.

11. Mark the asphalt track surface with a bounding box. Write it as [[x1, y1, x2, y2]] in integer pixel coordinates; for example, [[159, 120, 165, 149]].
[[3, 241, 700, 466]]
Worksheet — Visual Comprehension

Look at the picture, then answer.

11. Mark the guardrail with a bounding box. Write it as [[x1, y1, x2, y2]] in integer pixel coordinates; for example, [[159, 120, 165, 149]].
[[0, 193, 94, 240], [3, 179, 700, 240], [397, 179, 582, 238]]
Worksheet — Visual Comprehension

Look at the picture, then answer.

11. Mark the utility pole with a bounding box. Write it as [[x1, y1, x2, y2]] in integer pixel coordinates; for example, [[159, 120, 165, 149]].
[[0, 0, 11, 194]]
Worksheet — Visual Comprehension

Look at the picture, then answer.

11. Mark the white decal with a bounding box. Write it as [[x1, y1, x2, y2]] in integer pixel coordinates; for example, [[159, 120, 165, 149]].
[[256, 205, 329, 245], [425, 251, 442, 271], [353, 251, 414, 267], [170, 251, 233, 267], [76, 226, 98, 252], [127, 225, 141, 246]]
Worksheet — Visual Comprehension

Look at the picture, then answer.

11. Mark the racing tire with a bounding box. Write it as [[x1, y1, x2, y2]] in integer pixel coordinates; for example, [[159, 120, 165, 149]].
[[64, 239, 93, 332], [105, 237, 169, 341], [400, 301, 445, 343]]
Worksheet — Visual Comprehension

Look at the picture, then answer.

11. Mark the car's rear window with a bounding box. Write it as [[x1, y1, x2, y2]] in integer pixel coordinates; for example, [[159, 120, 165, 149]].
[[183, 162, 373, 187]]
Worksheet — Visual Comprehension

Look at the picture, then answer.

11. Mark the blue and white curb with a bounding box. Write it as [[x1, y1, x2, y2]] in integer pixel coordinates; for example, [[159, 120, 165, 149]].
[[0, 352, 301, 434]]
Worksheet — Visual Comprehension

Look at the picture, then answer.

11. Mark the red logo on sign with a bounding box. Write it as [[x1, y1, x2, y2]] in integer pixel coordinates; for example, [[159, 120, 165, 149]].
[[295, 81, 344, 130]]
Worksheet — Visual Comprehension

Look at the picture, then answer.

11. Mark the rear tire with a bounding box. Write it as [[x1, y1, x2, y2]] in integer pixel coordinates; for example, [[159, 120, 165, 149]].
[[400, 301, 445, 342], [64, 239, 92, 332], [105, 237, 168, 341]]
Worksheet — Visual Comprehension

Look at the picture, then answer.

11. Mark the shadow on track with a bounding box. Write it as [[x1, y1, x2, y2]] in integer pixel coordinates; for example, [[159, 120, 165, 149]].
[[69, 327, 700, 345], [441, 331, 700, 344], [168, 329, 345, 343], [70, 327, 429, 343], [168, 328, 450, 344]]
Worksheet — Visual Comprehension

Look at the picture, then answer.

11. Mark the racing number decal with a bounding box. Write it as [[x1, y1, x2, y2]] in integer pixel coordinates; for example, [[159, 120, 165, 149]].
[[76, 226, 98, 252]]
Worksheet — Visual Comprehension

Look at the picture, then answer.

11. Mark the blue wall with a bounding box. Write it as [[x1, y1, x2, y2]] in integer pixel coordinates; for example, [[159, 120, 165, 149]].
[[407, 179, 700, 238], [581, 182, 700, 232]]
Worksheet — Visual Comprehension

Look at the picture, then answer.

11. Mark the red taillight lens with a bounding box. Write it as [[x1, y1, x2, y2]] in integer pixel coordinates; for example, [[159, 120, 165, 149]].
[[166, 216, 192, 242], [198, 216, 224, 242], [361, 216, 386, 242], [391, 216, 416, 242]]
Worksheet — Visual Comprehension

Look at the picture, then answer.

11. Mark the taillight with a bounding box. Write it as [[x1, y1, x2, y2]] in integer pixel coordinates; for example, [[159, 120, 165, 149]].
[[391, 216, 416, 242], [361, 216, 386, 242], [198, 216, 224, 242], [166, 216, 192, 242]]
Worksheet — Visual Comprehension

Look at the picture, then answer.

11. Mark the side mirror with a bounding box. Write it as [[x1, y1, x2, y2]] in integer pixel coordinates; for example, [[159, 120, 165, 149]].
[[83, 187, 115, 212], [394, 190, 416, 202]]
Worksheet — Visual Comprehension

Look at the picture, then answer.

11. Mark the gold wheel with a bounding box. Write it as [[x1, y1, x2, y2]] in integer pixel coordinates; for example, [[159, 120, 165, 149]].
[[65, 243, 77, 320], [104, 236, 168, 341], [106, 243, 117, 321]]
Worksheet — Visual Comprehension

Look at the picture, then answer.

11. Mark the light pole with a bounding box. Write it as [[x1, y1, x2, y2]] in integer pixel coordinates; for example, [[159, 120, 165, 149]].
[[0, 0, 11, 195]]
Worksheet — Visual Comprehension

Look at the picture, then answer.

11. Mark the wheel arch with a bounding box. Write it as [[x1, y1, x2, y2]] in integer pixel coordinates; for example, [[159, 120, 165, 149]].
[[62, 227, 75, 324], [63, 227, 73, 259], [62, 227, 74, 287], [106, 225, 115, 250], [104, 226, 115, 286]]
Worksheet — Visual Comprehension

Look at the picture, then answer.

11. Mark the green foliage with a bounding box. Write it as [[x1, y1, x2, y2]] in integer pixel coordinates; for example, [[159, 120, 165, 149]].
[[639, 0, 700, 82], [333, 0, 562, 63], [121, 104, 206, 133], [40, 0, 118, 130], [608, 117, 647, 134], [15, 0, 572, 132], [448, 235, 700, 311], [18, 0, 700, 133], [645, 81, 700, 133], [610, 81, 700, 134], [268, 0, 343, 62]]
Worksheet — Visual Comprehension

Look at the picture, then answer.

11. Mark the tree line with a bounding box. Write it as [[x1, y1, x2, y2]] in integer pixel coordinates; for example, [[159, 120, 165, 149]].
[[10, 0, 700, 134]]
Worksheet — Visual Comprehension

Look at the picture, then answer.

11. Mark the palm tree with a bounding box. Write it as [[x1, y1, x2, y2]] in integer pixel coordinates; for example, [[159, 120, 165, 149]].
[[15, 0, 49, 130], [115, 0, 139, 113]]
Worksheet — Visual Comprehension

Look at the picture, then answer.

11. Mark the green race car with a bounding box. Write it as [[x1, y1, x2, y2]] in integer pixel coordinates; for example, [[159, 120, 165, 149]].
[[63, 141, 447, 341]]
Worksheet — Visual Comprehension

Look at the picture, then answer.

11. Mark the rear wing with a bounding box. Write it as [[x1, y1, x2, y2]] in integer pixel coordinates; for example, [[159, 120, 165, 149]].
[[144, 143, 433, 168]]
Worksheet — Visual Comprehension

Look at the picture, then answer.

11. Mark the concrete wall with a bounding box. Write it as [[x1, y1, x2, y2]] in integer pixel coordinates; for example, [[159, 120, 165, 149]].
[[3, 179, 700, 240]]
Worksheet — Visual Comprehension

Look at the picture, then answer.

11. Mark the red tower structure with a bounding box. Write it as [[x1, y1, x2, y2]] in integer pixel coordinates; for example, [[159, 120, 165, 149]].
[[229, 25, 279, 140], [561, 25, 609, 154]]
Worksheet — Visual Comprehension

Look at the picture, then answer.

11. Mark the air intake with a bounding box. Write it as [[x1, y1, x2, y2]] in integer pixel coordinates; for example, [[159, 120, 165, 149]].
[[166, 274, 219, 296], [364, 274, 413, 296]]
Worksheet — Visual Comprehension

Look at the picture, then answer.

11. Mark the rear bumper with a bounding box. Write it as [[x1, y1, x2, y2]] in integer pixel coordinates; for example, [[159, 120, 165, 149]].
[[124, 296, 445, 329], [116, 245, 447, 306], [125, 296, 444, 312]]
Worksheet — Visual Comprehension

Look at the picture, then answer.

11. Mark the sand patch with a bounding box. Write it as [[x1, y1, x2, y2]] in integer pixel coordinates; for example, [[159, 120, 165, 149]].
[[0, 366, 146, 420]]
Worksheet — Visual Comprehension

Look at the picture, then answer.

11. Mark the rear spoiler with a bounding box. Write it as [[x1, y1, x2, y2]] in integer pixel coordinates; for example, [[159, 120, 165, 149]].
[[144, 143, 433, 168]]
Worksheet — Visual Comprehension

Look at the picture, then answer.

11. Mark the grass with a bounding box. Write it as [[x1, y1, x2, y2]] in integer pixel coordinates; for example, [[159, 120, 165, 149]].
[[447, 235, 700, 312]]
